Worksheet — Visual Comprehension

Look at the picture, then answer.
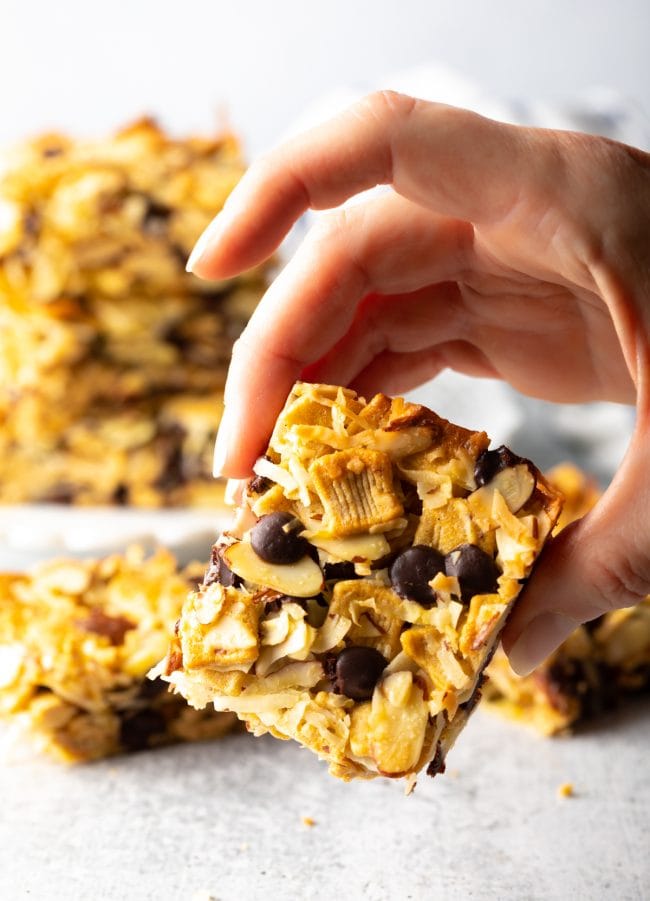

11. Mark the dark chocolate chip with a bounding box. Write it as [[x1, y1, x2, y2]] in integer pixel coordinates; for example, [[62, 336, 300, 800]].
[[444, 543, 500, 603], [119, 709, 167, 752], [330, 646, 388, 701], [426, 742, 446, 778], [389, 545, 445, 607], [112, 483, 129, 505], [77, 608, 136, 646], [250, 512, 309, 565], [474, 445, 527, 487], [203, 546, 242, 588], [137, 676, 168, 701], [154, 424, 186, 492], [323, 561, 358, 581], [142, 198, 173, 237], [248, 474, 272, 495]]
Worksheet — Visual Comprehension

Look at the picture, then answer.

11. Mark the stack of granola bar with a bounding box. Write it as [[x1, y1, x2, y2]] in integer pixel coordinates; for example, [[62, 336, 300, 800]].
[[0, 118, 268, 507]]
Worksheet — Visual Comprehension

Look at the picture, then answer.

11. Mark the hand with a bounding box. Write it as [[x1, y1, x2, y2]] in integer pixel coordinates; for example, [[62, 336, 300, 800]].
[[187, 91, 650, 675]]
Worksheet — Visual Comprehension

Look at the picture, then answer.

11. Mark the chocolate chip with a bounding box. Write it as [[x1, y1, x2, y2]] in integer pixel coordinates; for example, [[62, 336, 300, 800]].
[[119, 709, 167, 752], [329, 646, 388, 701], [426, 742, 446, 778], [323, 561, 358, 581], [250, 512, 309, 564], [444, 543, 500, 603], [154, 424, 186, 492], [112, 483, 129, 505], [474, 445, 527, 487], [248, 473, 272, 495], [77, 608, 136, 646], [142, 198, 173, 236], [203, 546, 242, 588], [137, 676, 168, 700], [389, 545, 445, 607]]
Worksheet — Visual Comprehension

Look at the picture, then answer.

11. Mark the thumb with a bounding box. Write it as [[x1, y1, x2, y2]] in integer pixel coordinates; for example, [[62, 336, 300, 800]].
[[502, 420, 650, 675]]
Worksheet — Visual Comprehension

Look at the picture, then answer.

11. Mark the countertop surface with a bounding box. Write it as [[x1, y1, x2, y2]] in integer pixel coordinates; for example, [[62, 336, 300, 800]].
[[3, 698, 649, 901]]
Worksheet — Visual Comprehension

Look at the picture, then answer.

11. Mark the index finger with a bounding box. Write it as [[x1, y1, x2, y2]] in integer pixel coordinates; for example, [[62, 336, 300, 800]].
[[188, 91, 528, 279]]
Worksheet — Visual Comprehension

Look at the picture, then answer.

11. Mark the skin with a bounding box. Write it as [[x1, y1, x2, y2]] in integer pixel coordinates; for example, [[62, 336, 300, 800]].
[[187, 91, 650, 675]]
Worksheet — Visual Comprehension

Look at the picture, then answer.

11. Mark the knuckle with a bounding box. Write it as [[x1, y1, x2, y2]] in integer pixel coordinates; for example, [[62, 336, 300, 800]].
[[310, 208, 352, 245], [356, 90, 418, 124], [591, 550, 650, 612]]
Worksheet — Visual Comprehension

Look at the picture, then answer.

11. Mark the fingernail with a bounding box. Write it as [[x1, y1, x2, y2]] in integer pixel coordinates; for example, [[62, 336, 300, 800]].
[[186, 213, 227, 273], [224, 478, 245, 507], [213, 406, 234, 477], [507, 612, 577, 676]]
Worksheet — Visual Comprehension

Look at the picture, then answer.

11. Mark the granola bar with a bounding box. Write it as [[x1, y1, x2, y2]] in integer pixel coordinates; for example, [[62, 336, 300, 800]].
[[484, 464, 650, 734], [156, 382, 562, 781], [0, 547, 236, 762], [0, 118, 268, 506]]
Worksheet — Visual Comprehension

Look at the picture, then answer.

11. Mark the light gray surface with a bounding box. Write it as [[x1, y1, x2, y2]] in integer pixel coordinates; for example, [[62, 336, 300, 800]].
[[3, 0, 650, 155], [3, 700, 649, 901]]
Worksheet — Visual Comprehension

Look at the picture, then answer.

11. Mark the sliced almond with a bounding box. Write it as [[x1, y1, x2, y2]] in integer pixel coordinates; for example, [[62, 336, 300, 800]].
[[223, 540, 323, 598], [470, 463, 535, 516], [308, 532, 390, 562], [492, 464, 535, 512]]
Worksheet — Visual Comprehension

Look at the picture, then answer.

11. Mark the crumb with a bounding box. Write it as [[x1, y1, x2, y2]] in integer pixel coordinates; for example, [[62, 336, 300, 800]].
[[405, 773, 417, 795], [239, 842, 249, 852], [558, 782, 574, 798], [190, 891, 216, 901], [302, 816, 316, 828], [448, 769, 460, 779]]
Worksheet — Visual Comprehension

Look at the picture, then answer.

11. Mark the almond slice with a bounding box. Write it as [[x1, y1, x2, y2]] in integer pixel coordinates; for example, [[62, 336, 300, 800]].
[[470, 463, 535, 516], [223, 541, 324, 598], [308, 532, 390, 562]]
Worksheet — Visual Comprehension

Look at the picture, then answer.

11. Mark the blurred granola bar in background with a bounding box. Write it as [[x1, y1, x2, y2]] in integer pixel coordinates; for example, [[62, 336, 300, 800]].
[[0, 119, 269, 507], [0, 547, 236, 762], [484, 464, 650, 734]]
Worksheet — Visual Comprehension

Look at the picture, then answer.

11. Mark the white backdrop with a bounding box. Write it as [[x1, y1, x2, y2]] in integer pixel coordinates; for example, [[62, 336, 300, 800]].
[[3, 0, 650, 155]]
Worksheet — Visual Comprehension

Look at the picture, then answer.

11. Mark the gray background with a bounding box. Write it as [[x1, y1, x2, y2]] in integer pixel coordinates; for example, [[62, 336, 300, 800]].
[[2, 4, 649, 898]]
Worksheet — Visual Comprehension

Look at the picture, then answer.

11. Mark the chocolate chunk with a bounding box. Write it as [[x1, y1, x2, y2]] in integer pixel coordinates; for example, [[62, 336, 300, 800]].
[[203, 546, 242, 588], [389, 545, 445, 607], [474, 445, 527, 487], [329, 646, 388, 701], [112, 483, 129, 505], [137, 676, 168, 700], [426, 742, 446, 778], [154, 424, 186, 492], [119, 709, 167, 752], [323, 561, 358, 581], [444, 543, 500, 603], [141, 198, 172, 236], [77, 608, 136, 646], [250, 512, 309, 565], [248, 473, 272, 495]]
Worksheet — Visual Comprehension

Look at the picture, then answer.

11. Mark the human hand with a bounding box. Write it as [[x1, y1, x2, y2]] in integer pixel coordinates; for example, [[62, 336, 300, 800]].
[[187, 91, 650, 675]]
